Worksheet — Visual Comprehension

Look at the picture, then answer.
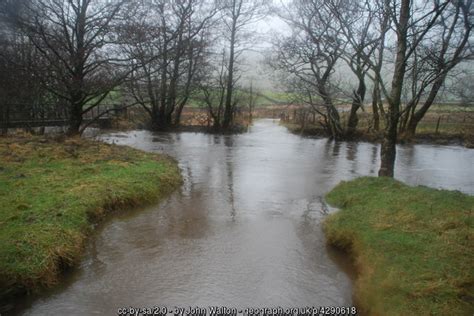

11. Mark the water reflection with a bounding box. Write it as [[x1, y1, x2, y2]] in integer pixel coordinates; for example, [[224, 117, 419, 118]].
[[14, 119, 474, 315]]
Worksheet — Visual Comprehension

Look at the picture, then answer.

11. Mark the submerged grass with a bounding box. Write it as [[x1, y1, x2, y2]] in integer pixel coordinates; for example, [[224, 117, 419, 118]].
[[0, 136, 182, 300], [324, 177, 474, 315]]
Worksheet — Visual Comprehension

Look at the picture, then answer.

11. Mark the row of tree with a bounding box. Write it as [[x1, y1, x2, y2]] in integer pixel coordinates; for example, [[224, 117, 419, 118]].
[[1, 0, 472, 177], [0, 0, 266, 135], [270, 0, 472, 176]]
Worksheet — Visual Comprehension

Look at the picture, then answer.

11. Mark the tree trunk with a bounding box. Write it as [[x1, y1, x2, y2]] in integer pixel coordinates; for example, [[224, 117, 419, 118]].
[[223, 20, 237, 129], [346, 105, 359, 138], [174, 102, 186, 126], [318, 83, 343, 140], [67, 103, 83, 136], [372, 84, 380, 131], [379, 130, 397, 175], [167, 37, 183, 127], [404, 76, 445, 139], [327, 106, 343, 140], [378, 0, 410, 177], [150, 102, 162, 131], [404, 118, 418, 139], [154, 111, 170, 131], [155, 28, 169, 131], [67, 3, 87, 137], [346, 75, 366, 137], [398, 99, 415, 136], [173, 47, 195, 126]]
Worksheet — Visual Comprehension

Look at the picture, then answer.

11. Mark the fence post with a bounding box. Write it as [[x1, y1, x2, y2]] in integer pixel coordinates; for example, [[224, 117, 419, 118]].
[[435, 116, 441, 134], [0, 104, 9, 134]]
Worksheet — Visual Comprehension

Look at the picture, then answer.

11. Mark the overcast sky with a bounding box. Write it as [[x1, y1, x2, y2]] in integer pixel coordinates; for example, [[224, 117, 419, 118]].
[[238, 14, 291, 91]]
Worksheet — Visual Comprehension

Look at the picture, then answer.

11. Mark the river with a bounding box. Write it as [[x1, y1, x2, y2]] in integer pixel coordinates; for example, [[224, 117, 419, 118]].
[[14, 119, 474, 315]]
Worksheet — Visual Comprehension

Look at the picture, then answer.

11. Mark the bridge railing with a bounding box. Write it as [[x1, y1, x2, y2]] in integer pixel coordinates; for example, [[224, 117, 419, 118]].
[[0, 103, 124, 128]]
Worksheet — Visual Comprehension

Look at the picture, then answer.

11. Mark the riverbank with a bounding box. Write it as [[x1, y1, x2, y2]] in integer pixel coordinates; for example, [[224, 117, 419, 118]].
[[282, 122, 473, 148], [83, 117, 249, 136], [108, 107, 249, 135], [161, 124, 248, 134], [0, 136, 182, 304], [324, 177, 474, 315]]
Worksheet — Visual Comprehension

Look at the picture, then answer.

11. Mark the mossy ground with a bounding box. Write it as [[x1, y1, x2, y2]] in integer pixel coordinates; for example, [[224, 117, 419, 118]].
[[324, 177, 474, 315], [0, 136, 181, 300]]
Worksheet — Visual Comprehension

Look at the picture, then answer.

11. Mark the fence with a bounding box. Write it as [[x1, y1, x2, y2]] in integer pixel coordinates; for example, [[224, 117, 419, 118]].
[[0, 103, 125, 130]]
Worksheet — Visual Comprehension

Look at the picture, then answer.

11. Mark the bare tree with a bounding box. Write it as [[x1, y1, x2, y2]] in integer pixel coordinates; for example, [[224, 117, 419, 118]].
[[219, 0, 267, 130], [376, 0, 449, 177], [271, 0, 346, 139], [244, 79, 257, 124], [199, 48, 230, 130], [0, 0, 53, 134], [125, 0, 216, 130], [399, 0, 472, 139], [18, 0, 131, 135], [377, 0, 411, 177], [369, 0, 391, 132], [327, 0, 379, 138]]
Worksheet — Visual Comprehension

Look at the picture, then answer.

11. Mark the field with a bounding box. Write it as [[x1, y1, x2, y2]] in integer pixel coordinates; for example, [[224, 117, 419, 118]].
[[0, 136, 181, 300], [324, 177, 474, 315]]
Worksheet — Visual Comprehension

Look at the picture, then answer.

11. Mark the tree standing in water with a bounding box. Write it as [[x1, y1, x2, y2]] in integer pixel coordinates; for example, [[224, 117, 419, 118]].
[[377, 0, 448, 177]]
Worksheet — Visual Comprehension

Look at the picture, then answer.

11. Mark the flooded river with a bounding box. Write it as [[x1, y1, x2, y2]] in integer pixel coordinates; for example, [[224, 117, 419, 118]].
[[15, 119, 474, 315]]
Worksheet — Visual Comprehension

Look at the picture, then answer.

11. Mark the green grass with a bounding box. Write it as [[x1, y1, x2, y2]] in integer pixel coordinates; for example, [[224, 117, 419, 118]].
[[184, 89, 297, 108], [0, 136, 182, 300], [429, 103, 474, 113], [86, 88, 123, 106], [324, 177, 474, 315], [415, 121, 471, 136], [255, 90, 297, 105]]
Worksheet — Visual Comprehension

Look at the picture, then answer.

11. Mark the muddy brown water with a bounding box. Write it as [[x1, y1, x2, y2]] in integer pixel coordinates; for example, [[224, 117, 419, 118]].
[[11, 119, 474, 315]]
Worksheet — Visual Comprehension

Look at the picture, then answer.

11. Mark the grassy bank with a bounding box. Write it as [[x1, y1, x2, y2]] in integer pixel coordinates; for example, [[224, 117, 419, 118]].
[[324, 177, 474, 315], [281, 104, 474, 147], [0, 136, 182, 301], [281, 121, 473, 147]]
